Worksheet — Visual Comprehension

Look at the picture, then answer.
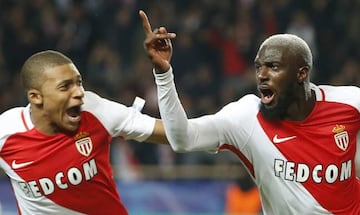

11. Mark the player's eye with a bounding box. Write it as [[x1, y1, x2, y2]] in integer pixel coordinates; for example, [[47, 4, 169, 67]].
[[59, 84, 70, 91], [77, 79, 83, 86], [265, 62, 280, 71]]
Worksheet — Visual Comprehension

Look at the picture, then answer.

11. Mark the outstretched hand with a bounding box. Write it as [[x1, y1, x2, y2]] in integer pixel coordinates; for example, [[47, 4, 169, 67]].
[[139, 10, 176, 73]]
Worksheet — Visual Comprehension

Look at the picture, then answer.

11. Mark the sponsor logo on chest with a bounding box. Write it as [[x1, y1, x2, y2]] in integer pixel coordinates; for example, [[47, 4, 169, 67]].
[[18, 158, 98, 198], [17, 131, 99, 198], [274, 159, 352, 184], [272, 124, 353, 184]]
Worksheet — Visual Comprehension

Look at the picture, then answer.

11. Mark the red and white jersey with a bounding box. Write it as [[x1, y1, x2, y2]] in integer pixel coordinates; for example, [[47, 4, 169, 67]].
[[0, 91, 156, 215], [156, 69, 360, 215], [192, 84, 360, 214]]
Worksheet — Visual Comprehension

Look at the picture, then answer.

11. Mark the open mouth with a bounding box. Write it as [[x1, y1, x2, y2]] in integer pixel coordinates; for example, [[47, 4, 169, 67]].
[[66, 106, 81, 122], [258, 86, 275, 105]]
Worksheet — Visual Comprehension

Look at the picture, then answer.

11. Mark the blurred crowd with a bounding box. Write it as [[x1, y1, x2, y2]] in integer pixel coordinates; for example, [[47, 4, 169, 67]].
[[0, 0, 359, 176]]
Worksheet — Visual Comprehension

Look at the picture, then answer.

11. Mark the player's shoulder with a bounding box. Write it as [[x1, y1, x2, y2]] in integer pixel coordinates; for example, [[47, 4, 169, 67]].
[[82, 90, 128, 112], [83, 91, 101, 104], [82, 91, 107, 111], [224, 94, 260, 109], [315, 84, 360, 107], [217, 94, 260, 117], [0, 106, 27, 137], [0, 106, 24, 121], [318, 84, 359, 96], [314, 84, 360, 112]]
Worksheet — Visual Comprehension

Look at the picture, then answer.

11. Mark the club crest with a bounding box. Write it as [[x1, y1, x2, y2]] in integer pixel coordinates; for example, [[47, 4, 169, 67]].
[[74, 132, 93, 157], [332, 125, 349, 151]]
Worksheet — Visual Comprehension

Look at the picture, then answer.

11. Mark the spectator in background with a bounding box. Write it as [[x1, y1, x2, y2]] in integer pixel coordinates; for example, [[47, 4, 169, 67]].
[[86, 40, 123, 95], [56, 0, 93, 72], [224, 166, 262, 214], [39, 4, 62, 49], [330, 58, 360, 87], [286, 9, 317, 59]]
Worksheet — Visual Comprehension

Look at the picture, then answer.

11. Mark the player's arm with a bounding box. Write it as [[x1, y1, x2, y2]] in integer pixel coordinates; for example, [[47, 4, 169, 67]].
[[140, 10, 220, 152], [130, 96, 168, 144], [145, 119, 169, 144]]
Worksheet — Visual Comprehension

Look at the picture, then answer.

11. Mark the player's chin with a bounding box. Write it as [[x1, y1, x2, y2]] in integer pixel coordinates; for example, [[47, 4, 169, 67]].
[[261, 100, 277, 109], [259, 103, 283, 120]]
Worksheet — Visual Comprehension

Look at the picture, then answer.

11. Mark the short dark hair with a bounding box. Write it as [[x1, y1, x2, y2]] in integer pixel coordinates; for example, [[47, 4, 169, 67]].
[[21, 50, 73, 90]]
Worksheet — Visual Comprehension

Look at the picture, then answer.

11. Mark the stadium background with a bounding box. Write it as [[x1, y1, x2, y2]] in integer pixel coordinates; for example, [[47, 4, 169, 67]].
[[0, 0, 359, 214]]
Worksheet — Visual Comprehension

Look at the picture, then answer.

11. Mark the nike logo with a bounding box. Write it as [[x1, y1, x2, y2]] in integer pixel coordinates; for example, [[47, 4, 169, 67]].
[[273, 134, 297, 144], [11, 160, 34, 169]]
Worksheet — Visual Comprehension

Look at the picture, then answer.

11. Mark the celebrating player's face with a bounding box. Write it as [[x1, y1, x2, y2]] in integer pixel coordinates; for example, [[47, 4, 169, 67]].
[[255, 45, 298, 120], [39, 64, 84, 133]]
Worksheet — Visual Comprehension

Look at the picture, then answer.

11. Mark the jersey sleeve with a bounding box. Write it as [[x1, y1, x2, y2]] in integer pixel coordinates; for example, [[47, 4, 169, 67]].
[[82, 91, 156, 142], [0, 107, 27, 152], [155, 67, 258, 153], [166, 95, 259, 153], [319, 85, 360, 112]]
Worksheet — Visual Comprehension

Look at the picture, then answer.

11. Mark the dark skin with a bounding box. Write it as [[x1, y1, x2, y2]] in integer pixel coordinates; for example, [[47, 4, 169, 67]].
[[254, 43, 316, 121], [139, 10, 176, 73]]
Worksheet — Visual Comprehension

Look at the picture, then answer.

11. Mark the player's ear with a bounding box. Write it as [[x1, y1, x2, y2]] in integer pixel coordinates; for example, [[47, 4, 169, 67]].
[[297, 66, 310, 84], [27, 89, 43, 105]]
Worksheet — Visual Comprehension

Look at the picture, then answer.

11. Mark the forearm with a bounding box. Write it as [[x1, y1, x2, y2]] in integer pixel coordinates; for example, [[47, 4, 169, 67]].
[[154, 67, 193, 152]]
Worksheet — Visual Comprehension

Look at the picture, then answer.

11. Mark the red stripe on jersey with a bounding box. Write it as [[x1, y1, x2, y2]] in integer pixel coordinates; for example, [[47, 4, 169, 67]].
[[257, 100, 360, 214], [320, 88, 325, 101], [220, 144, 255, 178], [21, 110, 29, 131]]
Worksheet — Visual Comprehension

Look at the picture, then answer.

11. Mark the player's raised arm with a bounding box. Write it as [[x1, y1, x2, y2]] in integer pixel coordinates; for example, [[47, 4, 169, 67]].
[[140, 10, 220, 153], [140, 10, 191, 152], [139, 10, 176, 73]]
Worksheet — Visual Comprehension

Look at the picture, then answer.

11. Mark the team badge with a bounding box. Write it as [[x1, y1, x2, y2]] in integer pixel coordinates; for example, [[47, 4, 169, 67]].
[[74, 132, 93, 157], [332, 124, 349, 151]]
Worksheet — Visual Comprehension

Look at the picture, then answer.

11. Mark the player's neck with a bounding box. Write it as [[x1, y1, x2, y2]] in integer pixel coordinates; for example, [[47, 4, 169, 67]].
[[285, 89, 316, 121], [30, 106, 59, 135]]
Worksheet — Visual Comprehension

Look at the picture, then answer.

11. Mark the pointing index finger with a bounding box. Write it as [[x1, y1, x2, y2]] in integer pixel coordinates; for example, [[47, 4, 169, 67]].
[[139, 10, 152, 35]]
